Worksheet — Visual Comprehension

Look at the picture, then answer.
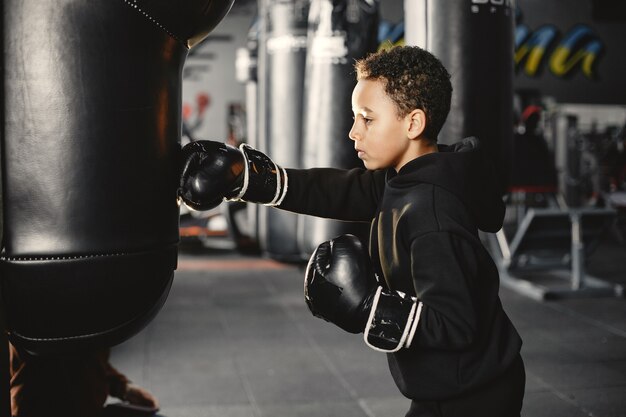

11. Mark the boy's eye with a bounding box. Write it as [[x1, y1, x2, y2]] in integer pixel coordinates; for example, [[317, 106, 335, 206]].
[[353, 114, 373, 126]]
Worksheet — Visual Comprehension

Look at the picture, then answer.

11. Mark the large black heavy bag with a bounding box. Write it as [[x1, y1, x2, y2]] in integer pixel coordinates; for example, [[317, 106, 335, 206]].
[[1, 0, 233, 354], [298, 0, 379, 257], [404, 0, 515, 193], [257, 0, 310, 261]]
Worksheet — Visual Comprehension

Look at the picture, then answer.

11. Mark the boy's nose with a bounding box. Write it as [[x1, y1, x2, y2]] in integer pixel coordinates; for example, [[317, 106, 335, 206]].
[[348, 122, 359, 142]]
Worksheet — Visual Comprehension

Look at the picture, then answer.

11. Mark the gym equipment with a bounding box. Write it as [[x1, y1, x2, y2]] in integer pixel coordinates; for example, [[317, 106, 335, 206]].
[[1, 0, 234, 354], [404, 0, 515, 193], [489, 108, 623, 300], [179, 141, 287, 211], [298, 0, 379, 256], [257, 0, 309, 261], [489, 207, 623, 300], [305, 234, 419, 352], [235, 18, 262, 251]]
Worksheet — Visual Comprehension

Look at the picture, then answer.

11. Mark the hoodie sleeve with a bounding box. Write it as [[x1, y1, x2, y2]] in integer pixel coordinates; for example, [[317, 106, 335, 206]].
[[407, 231, 480, 351], [277, 167, 385, 221]]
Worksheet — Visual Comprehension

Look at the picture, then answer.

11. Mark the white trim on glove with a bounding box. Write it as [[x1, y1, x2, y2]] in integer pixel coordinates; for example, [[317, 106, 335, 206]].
[[232, 144, 288, 207], [363, 287, 423, 353], [405, 301, 423, 349], [231, 144, 251, 201]]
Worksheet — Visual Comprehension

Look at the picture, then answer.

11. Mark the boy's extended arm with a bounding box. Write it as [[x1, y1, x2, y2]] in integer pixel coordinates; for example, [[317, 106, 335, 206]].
[[179, 140, 384, 221], [278, 167, 384, 221]]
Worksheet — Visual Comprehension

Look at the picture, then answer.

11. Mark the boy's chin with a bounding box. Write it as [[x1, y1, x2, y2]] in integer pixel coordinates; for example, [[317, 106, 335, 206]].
[[362, 161, 378, 171], [362, 161, 382, 171]]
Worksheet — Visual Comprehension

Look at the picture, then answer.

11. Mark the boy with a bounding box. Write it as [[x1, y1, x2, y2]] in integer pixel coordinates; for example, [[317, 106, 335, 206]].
[[179, 45, 525, 417]]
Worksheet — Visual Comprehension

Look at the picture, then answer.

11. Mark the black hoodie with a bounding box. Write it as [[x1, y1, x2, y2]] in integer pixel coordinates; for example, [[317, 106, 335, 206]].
[[280, 137, 522, 401]]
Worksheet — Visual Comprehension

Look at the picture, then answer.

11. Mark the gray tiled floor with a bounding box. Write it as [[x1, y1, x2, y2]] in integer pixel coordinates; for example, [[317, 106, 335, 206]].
[[110, 239, 626, 417]]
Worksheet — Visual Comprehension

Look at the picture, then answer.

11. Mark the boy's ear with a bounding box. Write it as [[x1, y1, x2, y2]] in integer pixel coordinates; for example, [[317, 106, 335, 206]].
[[407, 109, 426, 140]]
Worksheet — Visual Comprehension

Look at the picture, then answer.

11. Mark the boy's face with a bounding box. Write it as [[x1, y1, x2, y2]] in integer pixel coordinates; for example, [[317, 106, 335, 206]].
[[349, 78, 414, 172]]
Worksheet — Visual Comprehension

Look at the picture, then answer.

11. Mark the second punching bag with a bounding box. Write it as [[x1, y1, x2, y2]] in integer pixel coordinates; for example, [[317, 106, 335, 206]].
[[298, 0, 379, 257], [1, 0, 233, 354], [257, 0, 310, 261], [405, 0, 515, 193]]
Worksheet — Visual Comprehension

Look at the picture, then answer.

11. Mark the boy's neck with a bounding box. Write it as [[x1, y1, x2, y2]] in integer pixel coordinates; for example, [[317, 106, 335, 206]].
[[395, 138, 438, 172], [415, 138, 438, 158]]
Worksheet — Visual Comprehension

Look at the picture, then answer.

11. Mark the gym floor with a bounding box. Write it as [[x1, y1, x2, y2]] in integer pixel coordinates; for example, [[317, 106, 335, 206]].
[[109, 237, 626, 417]]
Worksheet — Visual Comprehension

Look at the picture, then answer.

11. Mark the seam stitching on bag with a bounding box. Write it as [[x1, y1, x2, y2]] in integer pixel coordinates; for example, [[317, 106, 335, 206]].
[[122, 0, 185, 45], [1, 253, 128, 261]]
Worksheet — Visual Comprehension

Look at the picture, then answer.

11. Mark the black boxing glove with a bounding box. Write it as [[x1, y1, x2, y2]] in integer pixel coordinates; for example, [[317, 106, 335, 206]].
[[179, 140, 288, 211], [304, 234, 423, 352]]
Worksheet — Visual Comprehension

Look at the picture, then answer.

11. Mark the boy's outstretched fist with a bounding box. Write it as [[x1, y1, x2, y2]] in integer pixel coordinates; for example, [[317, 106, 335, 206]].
[[305, 234, 424, 353], [178, 140, 288, 211]]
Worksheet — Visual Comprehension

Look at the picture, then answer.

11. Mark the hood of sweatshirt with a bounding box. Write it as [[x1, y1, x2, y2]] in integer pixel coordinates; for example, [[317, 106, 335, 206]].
[[386, 137, 505, 233]]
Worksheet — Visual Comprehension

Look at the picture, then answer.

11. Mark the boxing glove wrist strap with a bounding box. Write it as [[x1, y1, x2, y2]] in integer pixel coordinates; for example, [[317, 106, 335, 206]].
[[363, 287, 423, 353], [228, 144, 288, 206]]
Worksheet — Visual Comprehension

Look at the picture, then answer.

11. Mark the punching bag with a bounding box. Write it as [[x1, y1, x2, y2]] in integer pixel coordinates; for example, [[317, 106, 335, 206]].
[[298, 0, 379, 257], [258, 0, 310, 261], [1, 0, 233, 354], [0, 50, 7, 411], [404, 0, 515, 193], [235, 18, 261, 252]]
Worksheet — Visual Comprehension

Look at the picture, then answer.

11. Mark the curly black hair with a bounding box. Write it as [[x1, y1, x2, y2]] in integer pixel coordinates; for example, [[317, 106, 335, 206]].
[[354, 46, 452, 142]]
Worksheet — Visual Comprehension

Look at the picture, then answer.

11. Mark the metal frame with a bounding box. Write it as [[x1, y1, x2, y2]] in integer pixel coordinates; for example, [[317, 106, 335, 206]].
[[488, 207, 625, 301]]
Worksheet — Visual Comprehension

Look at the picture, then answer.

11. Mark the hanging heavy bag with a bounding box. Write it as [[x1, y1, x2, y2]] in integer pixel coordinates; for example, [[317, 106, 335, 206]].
[[298, 0, 379, 257], [256, 0, 310, 262], [404, 0, 514, 194], [0, 0, 234, 354]]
